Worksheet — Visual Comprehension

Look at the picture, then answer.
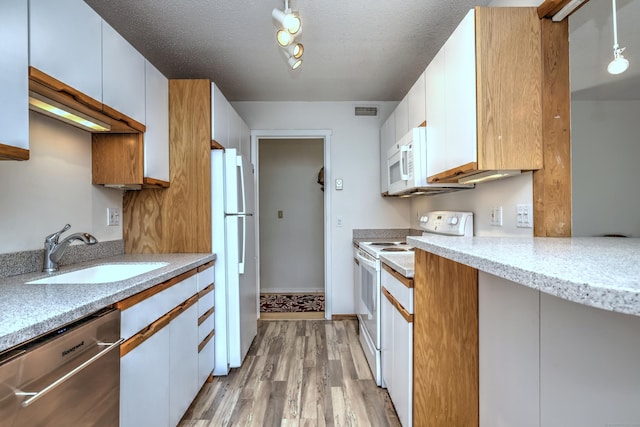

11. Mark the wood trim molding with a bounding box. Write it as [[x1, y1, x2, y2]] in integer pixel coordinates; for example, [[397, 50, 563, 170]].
[[198, 306, 215, 326], [331, 314, 357, 321], [533, 18, 572, 237], [197, 261, 215, 272], [418, 121, 427, 128], [198, 329, 215, 353], [427, 162, 478, 183], [120, 309, 173, 357], [29, 66, 103, 112], [382, 287, 413, 323], [102, 104, 146, 133], [382, 263, 414, 289], [143, 177, 170, 188], [114, 269, 197, 311], [211, 140, 225, 150], [537, 0, 591, 19], [0, 143, 29, 161], [198, 283, 214, 299]]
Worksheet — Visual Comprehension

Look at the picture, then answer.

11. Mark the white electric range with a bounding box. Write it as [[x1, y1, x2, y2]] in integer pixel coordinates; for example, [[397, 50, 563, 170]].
[[354, 211, 473, 387], [355, 240, 415, 386]]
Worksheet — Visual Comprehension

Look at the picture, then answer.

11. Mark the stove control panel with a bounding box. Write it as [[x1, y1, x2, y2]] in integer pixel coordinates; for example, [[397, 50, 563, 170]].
[[419, 211, 473, 236]]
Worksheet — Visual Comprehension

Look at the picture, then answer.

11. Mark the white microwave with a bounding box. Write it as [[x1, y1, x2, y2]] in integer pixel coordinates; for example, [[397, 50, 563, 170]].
[[386, 128, 473, 196]]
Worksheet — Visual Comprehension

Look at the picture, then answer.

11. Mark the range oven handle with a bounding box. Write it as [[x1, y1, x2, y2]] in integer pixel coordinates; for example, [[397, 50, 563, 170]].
[[356, 251, 377, 270], [15, 338, 124, 408]]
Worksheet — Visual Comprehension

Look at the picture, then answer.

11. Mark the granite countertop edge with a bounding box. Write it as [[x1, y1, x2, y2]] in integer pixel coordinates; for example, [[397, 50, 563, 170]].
[[0, 253, 215, 353], [407, 236, 640, 317]]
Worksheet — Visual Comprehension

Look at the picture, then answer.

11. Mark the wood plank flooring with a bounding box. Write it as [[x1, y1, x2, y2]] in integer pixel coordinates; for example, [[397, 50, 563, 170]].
[[179, 320, 401, 427]]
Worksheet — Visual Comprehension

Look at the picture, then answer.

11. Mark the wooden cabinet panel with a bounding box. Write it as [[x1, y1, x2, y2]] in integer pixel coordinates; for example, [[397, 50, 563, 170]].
[[124, 79, 212, 254], [414, 249, 478, 426], [102, 22, 146, 125], [29, 0, 102, 102], [92, 133, 144, 186], [0, 0, 29, 160], [475, 7, 543, 171], [144, 60, 170, 183]]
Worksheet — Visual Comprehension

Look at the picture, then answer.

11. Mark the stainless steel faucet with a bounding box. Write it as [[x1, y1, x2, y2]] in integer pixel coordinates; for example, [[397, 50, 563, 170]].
[[42, 224, 98, 273]]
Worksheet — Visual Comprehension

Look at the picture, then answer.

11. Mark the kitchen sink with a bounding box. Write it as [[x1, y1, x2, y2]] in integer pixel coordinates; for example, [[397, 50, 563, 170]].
[[26, 262, 169, 284]]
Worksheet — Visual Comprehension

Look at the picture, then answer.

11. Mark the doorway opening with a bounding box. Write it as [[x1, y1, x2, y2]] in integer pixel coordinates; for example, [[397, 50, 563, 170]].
[[251, 130, 332, 320]]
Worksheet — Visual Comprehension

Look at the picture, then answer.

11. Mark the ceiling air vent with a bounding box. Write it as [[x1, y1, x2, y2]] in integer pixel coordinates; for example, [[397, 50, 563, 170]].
[[354, 106, 378, 117]]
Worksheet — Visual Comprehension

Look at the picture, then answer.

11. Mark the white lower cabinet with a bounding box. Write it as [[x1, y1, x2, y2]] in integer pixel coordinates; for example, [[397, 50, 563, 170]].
[[381, 264, 413, 427], [169, 303, 199, 426], [119, 265, 214, 427], [120, 326, 171, 427]]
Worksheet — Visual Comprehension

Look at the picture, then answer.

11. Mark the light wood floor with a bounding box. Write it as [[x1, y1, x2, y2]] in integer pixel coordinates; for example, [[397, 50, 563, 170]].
[[178, 320, 401, 427]]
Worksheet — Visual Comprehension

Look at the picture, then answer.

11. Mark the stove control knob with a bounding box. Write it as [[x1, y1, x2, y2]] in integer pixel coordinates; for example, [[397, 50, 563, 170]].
[[448, 216, 459, 225]]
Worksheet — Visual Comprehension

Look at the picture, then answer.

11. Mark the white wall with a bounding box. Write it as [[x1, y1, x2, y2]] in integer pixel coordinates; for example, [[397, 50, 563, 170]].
[[0, 112, 123, 253], [233, 101, 407, 314], [410, 173, 534, 236], [571, 100, 640, 237], [259, 138, 324, 293]]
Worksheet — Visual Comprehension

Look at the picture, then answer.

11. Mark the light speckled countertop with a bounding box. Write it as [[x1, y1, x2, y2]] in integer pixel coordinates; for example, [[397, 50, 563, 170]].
[[0, 253, 215, 353], [407, 235, 640, 316], [380, 252, 415, 278]]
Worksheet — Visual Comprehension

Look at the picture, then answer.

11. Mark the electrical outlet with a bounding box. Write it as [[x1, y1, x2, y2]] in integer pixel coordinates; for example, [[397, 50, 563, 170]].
[[278, 210, 284, 219], [107, 207, 120, 226], [517, 204, 533, 228], [337, 215, 343, 227], [490, 206, 503, 226], [335, 179, 343, 190]]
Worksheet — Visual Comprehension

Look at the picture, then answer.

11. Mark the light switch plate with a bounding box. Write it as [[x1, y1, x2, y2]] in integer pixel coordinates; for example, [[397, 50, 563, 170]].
[[517, 204, 533, 228], [490, 206, 503, 226], [107, 207, 120, 226]]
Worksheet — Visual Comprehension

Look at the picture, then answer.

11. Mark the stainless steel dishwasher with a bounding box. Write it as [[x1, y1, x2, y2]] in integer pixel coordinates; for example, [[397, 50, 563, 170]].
[[0, 308, 122, 426]]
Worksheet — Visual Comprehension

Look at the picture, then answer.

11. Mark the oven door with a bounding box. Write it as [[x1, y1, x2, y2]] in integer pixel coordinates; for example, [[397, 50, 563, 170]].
[[387, 143, 409, 195], [356, 249, 380, 349]]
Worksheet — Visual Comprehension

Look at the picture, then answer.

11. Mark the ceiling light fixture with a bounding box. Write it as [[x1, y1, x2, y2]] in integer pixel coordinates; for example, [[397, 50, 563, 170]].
[[273, 0, 304, 69], [607, 0, 629, 75]]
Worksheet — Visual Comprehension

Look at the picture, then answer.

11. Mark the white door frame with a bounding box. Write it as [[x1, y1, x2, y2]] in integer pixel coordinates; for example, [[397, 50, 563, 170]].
[[251, 129, 333, 320]]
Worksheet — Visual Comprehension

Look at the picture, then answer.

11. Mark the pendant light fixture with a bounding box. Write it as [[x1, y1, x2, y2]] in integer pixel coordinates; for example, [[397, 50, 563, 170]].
[[607, 0, 629, 75], [272, 0, 304, 69]]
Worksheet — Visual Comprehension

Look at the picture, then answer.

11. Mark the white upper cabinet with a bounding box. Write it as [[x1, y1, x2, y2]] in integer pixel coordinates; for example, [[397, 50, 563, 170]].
[[102, 21, 146, 125], [29, 0, 102, 102], [211, 83, 229, 147], [379, 112, 395, 194], [407, 70, 426, 129], [0, 0, 29, 158], [227, 107, 241, 151], [144, 61, 170, 183], [425, 46, 447, 177], [394, 98, 409, 142], [443, 10, 477, 174]]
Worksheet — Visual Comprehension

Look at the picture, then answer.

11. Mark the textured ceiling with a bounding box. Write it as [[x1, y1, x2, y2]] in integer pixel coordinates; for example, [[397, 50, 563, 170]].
[[84, 0, 491, 102]]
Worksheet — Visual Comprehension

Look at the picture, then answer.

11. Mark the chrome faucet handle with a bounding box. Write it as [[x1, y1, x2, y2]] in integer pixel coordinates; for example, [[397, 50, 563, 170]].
[[45, 224, 71, 244]]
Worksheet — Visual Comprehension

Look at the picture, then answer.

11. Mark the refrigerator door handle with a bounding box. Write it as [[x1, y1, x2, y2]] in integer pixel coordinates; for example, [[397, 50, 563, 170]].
[[239, 214, 246, 275], [237, 155, 247, 275]]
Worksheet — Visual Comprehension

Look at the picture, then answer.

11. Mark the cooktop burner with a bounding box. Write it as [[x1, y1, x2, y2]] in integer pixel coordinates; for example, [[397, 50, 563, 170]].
[[381, 247, 414, 252]]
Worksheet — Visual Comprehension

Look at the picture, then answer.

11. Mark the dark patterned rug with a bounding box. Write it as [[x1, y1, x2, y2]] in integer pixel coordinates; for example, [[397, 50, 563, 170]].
[[260, 293, 325, 313]]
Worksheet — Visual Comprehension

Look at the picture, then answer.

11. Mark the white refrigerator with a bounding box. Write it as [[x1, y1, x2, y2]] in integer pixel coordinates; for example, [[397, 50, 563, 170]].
[[211, 148, 257, 375]]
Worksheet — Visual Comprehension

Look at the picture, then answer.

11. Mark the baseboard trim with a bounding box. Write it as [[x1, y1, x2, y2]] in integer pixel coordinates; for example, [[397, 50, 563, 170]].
[[331, 314, 357, 321]]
